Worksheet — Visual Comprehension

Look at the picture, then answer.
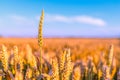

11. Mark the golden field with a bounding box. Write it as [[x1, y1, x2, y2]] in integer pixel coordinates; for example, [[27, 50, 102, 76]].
[[0, 38, 120, 63], [0, 38, 120, 80], [0, 10, 120, 80]]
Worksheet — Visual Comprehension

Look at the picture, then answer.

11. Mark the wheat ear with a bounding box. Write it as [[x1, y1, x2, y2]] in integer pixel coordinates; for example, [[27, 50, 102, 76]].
[[38, 9, 44, 75], [108, 44, 114, 68], [62, 49, 72, 80], [13, 46, 19, 74], [59, 50, 67, 80], [1, 45, 8, 72], [51, 57, 59, 80], [72, 67, 81, 80]]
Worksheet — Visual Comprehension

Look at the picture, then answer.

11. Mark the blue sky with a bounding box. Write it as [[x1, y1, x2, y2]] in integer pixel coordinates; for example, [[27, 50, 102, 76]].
[[0, 0, 120, 37]]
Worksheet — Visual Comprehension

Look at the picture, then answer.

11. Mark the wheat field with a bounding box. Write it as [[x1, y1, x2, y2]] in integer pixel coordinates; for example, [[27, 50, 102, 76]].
[[0, 10, 120, 80]]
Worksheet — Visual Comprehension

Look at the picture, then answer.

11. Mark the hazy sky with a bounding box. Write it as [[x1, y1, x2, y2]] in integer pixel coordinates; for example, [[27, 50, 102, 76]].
[[0, 0, 120, 37]]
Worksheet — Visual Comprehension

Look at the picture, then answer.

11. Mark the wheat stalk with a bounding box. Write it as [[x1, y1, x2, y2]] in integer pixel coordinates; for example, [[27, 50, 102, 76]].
[[38, 9, 44, 75]]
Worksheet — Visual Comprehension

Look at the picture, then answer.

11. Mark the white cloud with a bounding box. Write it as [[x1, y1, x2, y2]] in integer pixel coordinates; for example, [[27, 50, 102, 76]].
[[37, 14, 106, 26], [45, 14, 70, 23], [74, 16, 106, 26]]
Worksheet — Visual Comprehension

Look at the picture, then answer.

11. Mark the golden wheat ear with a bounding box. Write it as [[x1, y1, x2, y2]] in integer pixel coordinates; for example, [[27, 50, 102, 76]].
[[62, 49, 72, 80], [38, 9, 44, 48], [72, 67, 81, 80], [1, 45, 8, 72], [58, 49, 67, 80], [38, 9, 44, 75], [50, 57, 59, 80], [13, 46, 19, 74], [107, 44, 114, 68]]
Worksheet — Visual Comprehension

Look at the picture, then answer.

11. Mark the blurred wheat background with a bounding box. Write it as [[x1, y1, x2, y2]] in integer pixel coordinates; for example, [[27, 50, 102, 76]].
[[0, 10, 120, 80]]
